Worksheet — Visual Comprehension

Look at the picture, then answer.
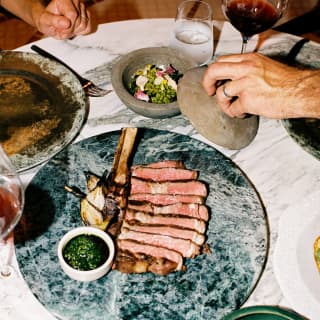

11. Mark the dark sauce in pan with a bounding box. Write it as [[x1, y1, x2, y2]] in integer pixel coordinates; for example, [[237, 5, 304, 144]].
[[0, 71, 81, 156]]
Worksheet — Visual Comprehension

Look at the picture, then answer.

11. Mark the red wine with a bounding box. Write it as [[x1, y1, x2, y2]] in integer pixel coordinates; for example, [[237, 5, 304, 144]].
[[0, 186, 21, 236], [225, 0, 280, 38]]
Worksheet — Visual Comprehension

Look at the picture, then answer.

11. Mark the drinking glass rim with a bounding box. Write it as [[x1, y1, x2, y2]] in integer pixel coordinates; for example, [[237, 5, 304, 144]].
[[177, 0, 213, 21]]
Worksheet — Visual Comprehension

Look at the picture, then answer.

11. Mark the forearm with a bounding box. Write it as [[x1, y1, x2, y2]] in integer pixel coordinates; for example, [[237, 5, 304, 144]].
[[292, 70, 320, 118], [1, 0, 92, 39], [0, 0, 46, 27]]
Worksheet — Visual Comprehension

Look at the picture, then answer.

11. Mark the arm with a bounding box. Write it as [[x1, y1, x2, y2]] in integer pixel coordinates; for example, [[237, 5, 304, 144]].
[[202, 53, 320, 119], [0, 0, 92, 39], [0, 0, 45, 27]]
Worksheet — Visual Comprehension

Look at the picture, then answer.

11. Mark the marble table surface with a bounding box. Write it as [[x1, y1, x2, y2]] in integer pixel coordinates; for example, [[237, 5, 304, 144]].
[[1, 18, 320, 320]]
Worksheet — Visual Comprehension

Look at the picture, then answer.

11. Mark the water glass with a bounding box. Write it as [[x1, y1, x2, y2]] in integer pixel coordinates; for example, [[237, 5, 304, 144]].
[[169, 0, 214, 65]]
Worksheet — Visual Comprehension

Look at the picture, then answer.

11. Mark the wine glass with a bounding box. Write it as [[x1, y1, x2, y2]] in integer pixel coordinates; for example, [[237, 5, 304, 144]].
[[0, 145, 25, 314], [169, 0, 214, 65], [222, 0, 288, 53]]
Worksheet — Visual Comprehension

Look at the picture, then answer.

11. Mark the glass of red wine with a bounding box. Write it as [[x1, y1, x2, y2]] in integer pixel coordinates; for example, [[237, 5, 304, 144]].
[[222, 0, 288, 53], [0, 146, 26, 313]]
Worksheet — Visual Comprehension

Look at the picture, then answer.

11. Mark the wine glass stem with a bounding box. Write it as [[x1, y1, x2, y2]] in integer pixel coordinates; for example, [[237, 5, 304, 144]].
[[0, 237, 13, 277], [241, 35, 249, 54]]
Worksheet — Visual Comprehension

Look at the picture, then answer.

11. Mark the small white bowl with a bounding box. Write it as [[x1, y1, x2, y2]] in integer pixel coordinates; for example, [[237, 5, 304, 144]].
[[57, 226, 115, 282]]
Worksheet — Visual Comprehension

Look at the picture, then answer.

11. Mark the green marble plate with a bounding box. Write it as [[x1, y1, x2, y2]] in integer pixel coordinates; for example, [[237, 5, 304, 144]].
[[223, 306, 305, 319], [282, 119, 320, 160], [15, 129, 269, 320]]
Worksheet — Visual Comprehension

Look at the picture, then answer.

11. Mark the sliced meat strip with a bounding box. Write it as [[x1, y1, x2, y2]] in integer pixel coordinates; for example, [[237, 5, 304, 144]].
[[118, 228, 200, 258], [132, 160, 186, 169], [128, 202, 209, 221], [131, 167, 198, 182], [116, 239, 183, 274], [114, 250, 181, 276], [125, 209, 206, 234], [129, 193, 205, 205], [130, 177, 208, 197], [122, 221, 206, 246]]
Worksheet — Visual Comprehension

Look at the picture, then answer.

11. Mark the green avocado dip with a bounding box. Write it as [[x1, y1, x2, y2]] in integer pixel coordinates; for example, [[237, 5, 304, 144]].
[[62, 234, 109, 271]]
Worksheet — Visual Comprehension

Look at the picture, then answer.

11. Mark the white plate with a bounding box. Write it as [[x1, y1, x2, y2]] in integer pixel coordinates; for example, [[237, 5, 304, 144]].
[[273, 191, 320, 320]]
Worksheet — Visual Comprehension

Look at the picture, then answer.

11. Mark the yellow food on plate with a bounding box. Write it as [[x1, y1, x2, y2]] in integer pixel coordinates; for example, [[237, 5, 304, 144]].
[[313, 236, 320, 272]]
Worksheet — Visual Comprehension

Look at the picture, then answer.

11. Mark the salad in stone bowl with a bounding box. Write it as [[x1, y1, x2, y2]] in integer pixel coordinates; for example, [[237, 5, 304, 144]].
[[111, 47, 196, 118], [128, 64, 183, 104]]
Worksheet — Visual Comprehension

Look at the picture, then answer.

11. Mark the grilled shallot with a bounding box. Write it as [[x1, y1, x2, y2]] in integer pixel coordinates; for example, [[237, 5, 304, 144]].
[[65, 127, 138, 231]]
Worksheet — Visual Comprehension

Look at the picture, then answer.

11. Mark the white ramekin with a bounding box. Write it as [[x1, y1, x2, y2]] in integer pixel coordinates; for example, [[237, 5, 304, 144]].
[[57, 226, 115, 282]]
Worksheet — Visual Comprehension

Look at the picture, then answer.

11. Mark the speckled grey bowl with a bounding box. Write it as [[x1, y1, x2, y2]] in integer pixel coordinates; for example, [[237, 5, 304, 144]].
[[111, 47, 196, 119]]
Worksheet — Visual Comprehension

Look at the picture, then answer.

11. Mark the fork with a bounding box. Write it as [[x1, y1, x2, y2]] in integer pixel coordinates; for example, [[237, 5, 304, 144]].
[[31, 45, 112, 97]]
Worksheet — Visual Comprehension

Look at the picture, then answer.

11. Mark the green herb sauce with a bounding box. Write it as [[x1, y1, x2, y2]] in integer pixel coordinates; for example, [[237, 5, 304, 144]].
[[63, 234, 109, 271], [316, 248, 320, 261]]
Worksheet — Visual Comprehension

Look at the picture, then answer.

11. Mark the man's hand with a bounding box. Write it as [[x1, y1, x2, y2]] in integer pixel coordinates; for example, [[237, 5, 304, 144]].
[[202, 53, 320, 119], [34, 0, 92, 39]]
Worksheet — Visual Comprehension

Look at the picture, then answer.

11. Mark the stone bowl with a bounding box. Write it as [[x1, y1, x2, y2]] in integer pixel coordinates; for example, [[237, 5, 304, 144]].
[[111, 47, 196, 119]]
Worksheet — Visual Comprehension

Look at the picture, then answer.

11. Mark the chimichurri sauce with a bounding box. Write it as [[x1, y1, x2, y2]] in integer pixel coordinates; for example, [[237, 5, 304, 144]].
[[63, 234, 109, 271]]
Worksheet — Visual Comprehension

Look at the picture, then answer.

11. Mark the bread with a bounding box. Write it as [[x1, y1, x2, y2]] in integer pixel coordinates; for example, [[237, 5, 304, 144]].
[[313, 236, 320, 271]]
